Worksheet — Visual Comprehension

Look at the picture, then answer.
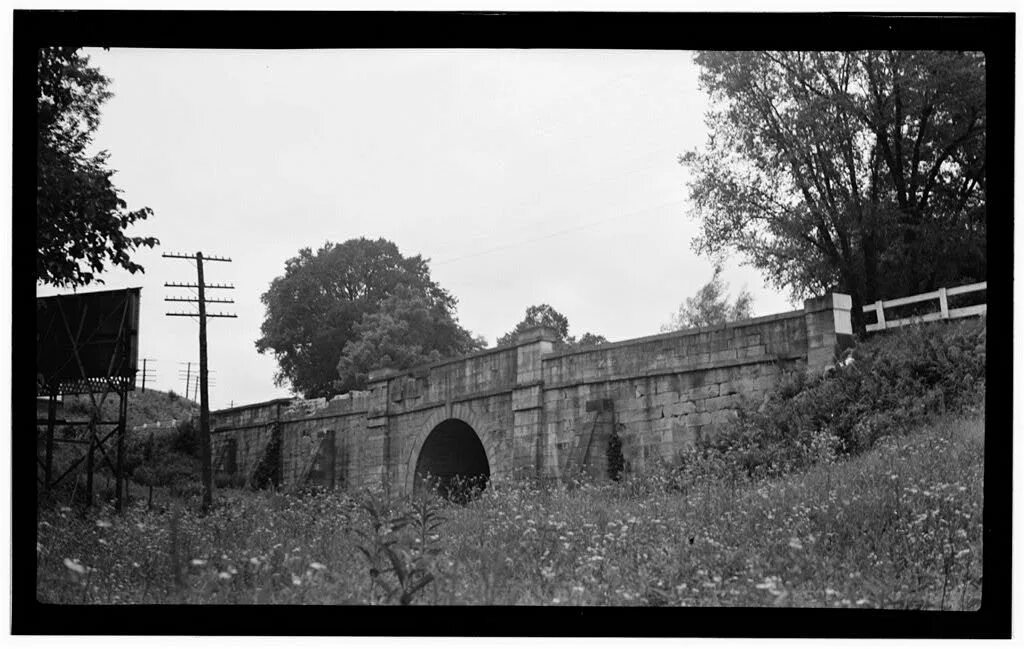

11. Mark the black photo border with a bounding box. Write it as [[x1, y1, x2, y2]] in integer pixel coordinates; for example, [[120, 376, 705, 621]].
[[11, 10, 1014, 638]]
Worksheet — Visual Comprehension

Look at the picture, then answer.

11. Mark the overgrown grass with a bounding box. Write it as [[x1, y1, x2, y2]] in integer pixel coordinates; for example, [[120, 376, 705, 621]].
[[37, 411, 983, 608]]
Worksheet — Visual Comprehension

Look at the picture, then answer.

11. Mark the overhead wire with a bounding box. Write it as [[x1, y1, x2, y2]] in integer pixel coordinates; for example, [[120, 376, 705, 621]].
[[432, 198, 680, 266]]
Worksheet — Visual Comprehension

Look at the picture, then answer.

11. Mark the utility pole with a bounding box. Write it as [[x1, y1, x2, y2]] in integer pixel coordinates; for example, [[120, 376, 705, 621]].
[[178, 363, 214, 403], [193, 374, 215, 402], [178, 362, 193, 401], [164, 251, 236, 513], [140, 358, 157, 393]]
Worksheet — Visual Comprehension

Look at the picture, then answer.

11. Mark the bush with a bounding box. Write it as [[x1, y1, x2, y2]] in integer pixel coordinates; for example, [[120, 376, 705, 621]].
[[250, 427, 282, 490], [606, 432, 624, 481], [129, 419, 201, 493], [695, 318, 985, 479], [214, 471, 248, 489]]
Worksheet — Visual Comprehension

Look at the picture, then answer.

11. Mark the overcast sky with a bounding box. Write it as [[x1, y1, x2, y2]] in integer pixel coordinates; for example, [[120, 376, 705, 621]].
[[37, 48, 796, 410]]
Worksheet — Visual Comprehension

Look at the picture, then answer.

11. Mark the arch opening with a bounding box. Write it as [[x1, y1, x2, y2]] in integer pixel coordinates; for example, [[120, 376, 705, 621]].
[[414, 418, 489, 502]]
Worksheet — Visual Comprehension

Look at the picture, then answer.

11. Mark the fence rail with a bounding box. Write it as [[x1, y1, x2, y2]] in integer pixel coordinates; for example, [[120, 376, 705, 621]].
[[863, 281, 986, 333]]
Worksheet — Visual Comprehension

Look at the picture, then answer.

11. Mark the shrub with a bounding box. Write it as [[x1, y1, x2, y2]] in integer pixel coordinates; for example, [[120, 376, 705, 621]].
[[606, 432, 624, 481], [250, 426, 282, 490], [696, 318, 985, 478]]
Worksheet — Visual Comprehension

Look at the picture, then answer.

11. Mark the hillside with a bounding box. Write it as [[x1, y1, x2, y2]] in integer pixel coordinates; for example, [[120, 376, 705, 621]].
[[63, 388, 198, 428]]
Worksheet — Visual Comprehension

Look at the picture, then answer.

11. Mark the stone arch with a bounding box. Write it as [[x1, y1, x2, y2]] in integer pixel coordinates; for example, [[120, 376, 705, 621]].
[[404, 404, 496, 494]]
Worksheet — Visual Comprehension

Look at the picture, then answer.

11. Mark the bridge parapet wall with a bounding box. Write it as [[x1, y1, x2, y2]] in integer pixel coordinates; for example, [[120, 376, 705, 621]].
[[533, 294, 852, 479], [211, 293, 852, 492]]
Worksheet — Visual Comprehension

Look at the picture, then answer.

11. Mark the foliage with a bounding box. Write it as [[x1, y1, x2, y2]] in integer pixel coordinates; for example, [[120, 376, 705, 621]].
[[697, 318, 986, 479], [351, 491, 443, 604], [127, 420, 201, 493], [605, 432, 624, 482], [496, 303, 608, 350], [63, 389, 197, 430], [683, 51, 986, 324], [661, 262, 753, 332], [336, 285, 486, 391], [256, 238, 480, 398], [37, 413, 983, 608], [37, 47, 158, 288], [250, 426, 283, 491]]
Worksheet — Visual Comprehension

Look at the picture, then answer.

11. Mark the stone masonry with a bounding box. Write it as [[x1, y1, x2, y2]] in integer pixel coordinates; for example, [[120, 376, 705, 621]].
[[210, 293, 853, 494]]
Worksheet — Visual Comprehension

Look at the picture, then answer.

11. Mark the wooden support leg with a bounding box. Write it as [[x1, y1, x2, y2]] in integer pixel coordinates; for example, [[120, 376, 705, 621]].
[[45, 392, 57, 492], [115, 387, 128, 513]]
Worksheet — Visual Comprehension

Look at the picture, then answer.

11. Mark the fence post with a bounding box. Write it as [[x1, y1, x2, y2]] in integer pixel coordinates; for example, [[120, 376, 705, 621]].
[[875, 300, 886, 330], [938, 287, 949, 319]]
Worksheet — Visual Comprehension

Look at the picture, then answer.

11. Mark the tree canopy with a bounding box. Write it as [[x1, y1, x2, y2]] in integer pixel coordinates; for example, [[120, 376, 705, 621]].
[[496, 304, 608, 350], [336, 285, 486, 390], [682, 51, 985, 326], [37, 47, 158, 288], [256, 238, 482, 398], [661, 263, 753, 332]]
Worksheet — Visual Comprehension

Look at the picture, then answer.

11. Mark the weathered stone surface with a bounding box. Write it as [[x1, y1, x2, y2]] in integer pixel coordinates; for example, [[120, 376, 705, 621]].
[[211, 293, 853, 493]]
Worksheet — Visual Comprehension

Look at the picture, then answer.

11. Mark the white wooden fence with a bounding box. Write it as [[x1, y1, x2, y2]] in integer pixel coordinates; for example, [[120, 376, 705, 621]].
[[864, 281, 987, 333]]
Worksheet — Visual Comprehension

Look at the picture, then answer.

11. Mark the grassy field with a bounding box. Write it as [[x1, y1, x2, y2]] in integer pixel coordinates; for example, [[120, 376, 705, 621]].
[[36, 410, 983, 608]]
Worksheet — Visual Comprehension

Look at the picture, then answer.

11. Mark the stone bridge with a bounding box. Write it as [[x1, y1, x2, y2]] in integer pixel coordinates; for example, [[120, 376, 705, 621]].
[[210, 293, 852, 494]]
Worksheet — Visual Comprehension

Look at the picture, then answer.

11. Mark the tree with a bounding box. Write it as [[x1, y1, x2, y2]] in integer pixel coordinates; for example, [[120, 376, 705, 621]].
[[496, 303, 608, 350], [682, 51, 985, 328], [336, 285, 486, 390], [661, 263, 753, 332], [256, 237, 481, 398], [37, 47, 158, 288]]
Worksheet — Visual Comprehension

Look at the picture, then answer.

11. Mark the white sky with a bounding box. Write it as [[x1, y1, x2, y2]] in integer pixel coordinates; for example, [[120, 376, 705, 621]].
[[37, 47, 797, 409]]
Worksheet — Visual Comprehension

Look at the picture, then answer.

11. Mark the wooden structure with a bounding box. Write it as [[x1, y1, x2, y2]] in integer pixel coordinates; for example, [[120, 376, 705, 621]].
[[864, 281, 987, 333], [36, 287, 140, 511]]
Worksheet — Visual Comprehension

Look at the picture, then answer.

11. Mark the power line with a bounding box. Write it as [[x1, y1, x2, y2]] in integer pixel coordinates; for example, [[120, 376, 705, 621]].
[[425, 157, 677, 256], [432, 199, 679, 266]]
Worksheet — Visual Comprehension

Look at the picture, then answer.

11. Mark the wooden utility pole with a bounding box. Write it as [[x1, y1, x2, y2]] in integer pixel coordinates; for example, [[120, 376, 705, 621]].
[[164, 252, 236, 513], [178, 361, 193, 400]]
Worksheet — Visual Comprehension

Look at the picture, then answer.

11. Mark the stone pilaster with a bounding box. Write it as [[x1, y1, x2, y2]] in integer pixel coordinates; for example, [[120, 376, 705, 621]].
[[365, 370, 393, 491], [512, 326, 556, 478], [803, 293, 854, 375]]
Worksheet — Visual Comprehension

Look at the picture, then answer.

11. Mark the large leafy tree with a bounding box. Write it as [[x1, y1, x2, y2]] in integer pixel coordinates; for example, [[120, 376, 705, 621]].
[[256, 238, 481, 398], [37, 47, 158, 288], [661, 263, 753, 332], [496, 303, 608, 349], [682, 51, 985, 327], [336, 285, 486, 390]]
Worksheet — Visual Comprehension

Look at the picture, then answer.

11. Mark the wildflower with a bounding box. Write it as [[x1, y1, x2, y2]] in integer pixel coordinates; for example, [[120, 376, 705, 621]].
[[309, 562, 326, 571], [63, 558, 86, 574], [250, 557, 260, 566], [218, 571, 232, 580], [191, 559, 207, 566], [291, 575, 302, 586]]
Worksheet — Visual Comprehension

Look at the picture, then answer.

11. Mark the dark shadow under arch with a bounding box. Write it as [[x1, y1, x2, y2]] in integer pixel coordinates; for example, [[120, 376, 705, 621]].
[[413, 418, 489, 502]]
